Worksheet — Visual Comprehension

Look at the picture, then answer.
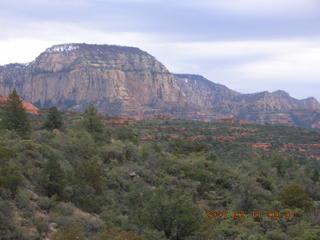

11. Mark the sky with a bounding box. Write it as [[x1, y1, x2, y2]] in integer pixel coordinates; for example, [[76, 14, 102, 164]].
[[0, 0, 320, 100]]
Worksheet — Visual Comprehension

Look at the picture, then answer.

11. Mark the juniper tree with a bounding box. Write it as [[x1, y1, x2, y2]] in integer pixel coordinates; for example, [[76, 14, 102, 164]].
[[42, 158, 65, 198], [43, 107, 63, 130], [2, 89, 30, 136], [81, 105, 103, 133]]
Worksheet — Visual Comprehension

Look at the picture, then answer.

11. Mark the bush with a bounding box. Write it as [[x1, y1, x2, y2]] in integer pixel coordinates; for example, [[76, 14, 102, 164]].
[[41, 158, 65, 198], [140, 188, 203, 240], [15, 190, 32, 209], [52, 226, 86, 240], [93, 228, 145, 240], [38, 196, 57, 212], [113, 126, 137, 143], [43, 107, 63, 130], [168, 139, 208, 155], [279, 184, 312, 210], [0, 164, 23, 197], [34, 216, 50, 234]]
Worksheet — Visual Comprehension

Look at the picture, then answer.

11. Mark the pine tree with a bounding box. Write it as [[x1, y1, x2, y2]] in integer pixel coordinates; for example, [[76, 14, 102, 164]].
[[2, 89, 30, 136], [81, 105, 103, 133], [43, 107, 63, 130]]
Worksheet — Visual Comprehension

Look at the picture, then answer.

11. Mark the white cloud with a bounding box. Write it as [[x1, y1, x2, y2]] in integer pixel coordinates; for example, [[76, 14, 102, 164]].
[[144, 40, 320, 79], [1, 0, 88, 5], [0, 21, 157, 65], [0, 19, 319, 99], [234, 46, 320, 82], [152, 40, 316, 59], [0, 39, 55, 64], [197, 0, 319, 16], [100, 0, 159, 2]]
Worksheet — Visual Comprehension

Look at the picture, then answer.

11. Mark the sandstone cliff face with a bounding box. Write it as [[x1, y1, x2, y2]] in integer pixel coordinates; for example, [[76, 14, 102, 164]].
[[0, 64, 28, 97], [175, 74, 320, 128], [175, 74, 320, 113], [0, 43, 320, 129], [0, 44, 186, 115], [174, 74, 241, 110]]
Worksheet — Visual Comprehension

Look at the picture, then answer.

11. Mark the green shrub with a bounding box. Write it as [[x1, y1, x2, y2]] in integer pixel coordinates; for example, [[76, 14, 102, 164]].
[[279, 184, 312, 210], [52, 226, 86, 240]]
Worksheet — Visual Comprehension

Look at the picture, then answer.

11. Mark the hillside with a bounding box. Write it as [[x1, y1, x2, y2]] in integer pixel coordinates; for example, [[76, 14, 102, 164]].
[[0, 108, 320, 240], [0, 43, 320, 129]]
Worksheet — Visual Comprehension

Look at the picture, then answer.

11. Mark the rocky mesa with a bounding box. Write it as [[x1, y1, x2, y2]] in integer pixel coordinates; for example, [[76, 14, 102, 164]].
[[0, 43, 187, 116], [0, 43, 320, 128]]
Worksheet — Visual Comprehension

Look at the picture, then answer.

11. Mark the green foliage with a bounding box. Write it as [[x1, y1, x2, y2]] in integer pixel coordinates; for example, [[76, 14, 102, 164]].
[[43, 107, 63, 130], [1, 115, 320, 239], [52, 226, 86, 240], [81, 105, 103, 133], [256, 177, 272, 191], [294, 229, 320, 240], [37, 196, 57, 211], [205, 152, 218, 162], [55, 129, 96, 161], [265, 230, 288, 240], [311, 169, 319, 183], [168, 139, 208, 155], [270, 154, 293, 178], [92, 228, 145, 240], [66, 157, 106, 213], [0, 200, 17, 239], [1, 89, 30, 136], [114, 126, 137, 143], [0, 164, 22, 197], [0, 146, 16, 161], [76, 159, 104, 194], [142, 229, 168, 240], [15, 190, 32, 209], [41, 158, 65, 198], [279, 184, 312, 209], [140, 188, 203, 240]]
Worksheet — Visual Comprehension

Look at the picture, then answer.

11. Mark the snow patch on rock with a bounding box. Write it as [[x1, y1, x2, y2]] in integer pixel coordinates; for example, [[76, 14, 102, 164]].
[[46, 44, 80, 53]]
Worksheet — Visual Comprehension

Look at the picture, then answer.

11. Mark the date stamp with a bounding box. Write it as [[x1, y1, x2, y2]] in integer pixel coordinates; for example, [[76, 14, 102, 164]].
[[205, 210, 295, 220]]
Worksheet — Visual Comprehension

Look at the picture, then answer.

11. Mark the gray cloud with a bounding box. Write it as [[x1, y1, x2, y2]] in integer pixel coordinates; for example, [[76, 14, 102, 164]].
[[0, 0, 319, 100], [2, 0, 319, 40]]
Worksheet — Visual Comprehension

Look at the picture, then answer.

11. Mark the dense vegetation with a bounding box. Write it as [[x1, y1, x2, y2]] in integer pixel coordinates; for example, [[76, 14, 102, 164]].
[[0, 92, 320, 240]]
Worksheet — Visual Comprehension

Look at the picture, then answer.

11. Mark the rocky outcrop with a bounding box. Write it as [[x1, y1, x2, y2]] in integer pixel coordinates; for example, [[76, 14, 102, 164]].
[[0, 43, 320, 128], [175, 74, 320, 128], [251, 143, 272, 150], [174, 74, 240, 110], [0, 96, 39, 114], [175, 74, 320, 113]]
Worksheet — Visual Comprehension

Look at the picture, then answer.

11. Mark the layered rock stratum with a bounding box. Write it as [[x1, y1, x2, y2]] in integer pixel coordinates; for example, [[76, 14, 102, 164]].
[[0, 43, 320, 128]]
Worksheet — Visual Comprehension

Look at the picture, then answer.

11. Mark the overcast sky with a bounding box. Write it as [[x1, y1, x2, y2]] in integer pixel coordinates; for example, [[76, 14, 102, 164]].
[[1, 0, 320, 100]]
